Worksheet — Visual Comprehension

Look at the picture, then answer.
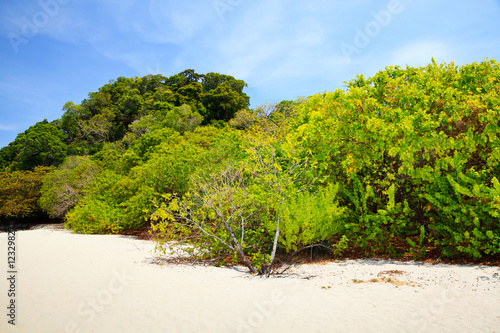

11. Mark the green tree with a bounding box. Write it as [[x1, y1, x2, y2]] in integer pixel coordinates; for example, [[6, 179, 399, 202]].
[[117, 88, 144, 129], [202, 83, 249, 122], [166, 69, 202, 90], [0, 144, 16, 171], [162, 104, 203, 134], [60, 101, 87, 143], [10, 120, 67, 170]]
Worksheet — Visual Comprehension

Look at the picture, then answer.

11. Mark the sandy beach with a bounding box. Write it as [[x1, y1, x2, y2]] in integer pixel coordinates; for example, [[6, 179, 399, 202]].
[[0, 226, 499, 333]]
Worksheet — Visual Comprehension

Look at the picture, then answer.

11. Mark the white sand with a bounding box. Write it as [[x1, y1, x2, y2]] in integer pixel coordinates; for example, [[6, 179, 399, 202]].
[[0, 227, 499, 333]]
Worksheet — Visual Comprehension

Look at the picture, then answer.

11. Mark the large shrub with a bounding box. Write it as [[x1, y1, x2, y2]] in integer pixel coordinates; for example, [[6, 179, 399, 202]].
[[289, 58, 500, 258], [39, 156, 98, 219], [64, 170, 125, 233], [0, 166, 50, 218]]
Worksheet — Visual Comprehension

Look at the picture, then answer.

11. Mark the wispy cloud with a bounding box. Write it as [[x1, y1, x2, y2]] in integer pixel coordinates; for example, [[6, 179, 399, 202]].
[[0, 124, 16, 131], [211, 2, 339, 79], [40, 1, 222, 75], [390, 40, 454, 67], [0, 80, 55, 107], [147, 0, 217, 43]]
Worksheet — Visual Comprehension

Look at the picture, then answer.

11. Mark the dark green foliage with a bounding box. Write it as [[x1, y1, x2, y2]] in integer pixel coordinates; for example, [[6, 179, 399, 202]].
[[56, 70, 249, 154], [202, 83, 249, 122], [201, 72, 249, 122], [0, 145, 16, 171]]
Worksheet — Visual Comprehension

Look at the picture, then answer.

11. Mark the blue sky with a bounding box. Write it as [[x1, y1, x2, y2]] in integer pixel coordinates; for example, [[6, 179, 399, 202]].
[[1, 0, 499, 148]]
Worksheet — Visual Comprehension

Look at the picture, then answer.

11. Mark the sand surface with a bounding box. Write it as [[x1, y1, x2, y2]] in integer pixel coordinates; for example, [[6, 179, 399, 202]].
[[0, 227, 499, 333]]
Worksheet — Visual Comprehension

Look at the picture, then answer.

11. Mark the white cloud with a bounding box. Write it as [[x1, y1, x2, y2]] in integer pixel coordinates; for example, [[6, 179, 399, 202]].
[[389, 40, 455, 67]]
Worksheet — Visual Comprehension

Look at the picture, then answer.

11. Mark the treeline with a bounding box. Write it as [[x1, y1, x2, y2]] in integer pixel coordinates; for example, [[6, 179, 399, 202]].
[[0, 69, 249, 171], [1, 60, 499, 274]]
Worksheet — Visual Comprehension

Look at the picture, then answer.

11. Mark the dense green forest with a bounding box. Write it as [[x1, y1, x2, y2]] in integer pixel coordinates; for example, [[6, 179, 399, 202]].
[[1, 60, 499, 274]]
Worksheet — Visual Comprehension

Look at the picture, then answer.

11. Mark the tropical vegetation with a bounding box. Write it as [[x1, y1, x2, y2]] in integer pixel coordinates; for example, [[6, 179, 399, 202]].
[[1, 60, 498, 274]]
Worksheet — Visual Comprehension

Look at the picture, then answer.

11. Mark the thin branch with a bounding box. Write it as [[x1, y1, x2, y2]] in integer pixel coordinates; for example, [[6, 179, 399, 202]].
[[171, 199, 235, 251], [287, 243, 333, 261]]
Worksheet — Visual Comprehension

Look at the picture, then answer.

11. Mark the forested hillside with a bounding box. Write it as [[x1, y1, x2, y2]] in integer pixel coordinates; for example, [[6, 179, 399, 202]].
[[0, 69, 249, 224], [1, 60, 499, 273]]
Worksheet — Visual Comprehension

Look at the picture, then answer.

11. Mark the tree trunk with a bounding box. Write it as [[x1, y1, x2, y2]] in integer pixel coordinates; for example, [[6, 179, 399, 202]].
[[263, 216, 280, 275], [236, 246, 257, 274]]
